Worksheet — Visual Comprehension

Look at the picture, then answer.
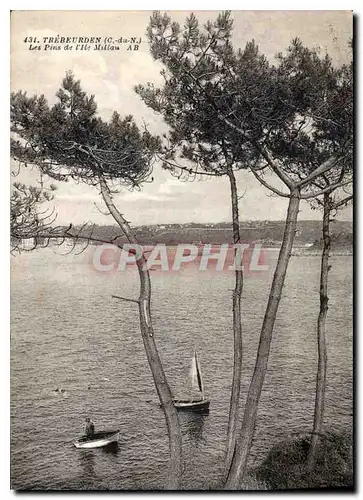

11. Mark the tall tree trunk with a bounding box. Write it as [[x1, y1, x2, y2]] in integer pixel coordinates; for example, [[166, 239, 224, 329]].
[[225, 190, 301, 489], [307, 193, 331, 468], [224, 168, 244, 476], [99, 178, 182, 489]]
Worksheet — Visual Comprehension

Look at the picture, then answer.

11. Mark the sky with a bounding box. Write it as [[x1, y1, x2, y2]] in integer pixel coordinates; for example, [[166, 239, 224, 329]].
[[10, 10, 353, 225]]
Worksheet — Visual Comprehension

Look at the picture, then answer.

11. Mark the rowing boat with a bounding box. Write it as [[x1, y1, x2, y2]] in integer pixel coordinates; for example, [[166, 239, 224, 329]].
[[74, 430, 120, 449]]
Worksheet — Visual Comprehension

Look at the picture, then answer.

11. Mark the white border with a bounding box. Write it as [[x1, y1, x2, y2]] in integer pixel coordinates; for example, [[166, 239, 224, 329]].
[[3, 2, 360, 499], [3, 0, 362, 10]]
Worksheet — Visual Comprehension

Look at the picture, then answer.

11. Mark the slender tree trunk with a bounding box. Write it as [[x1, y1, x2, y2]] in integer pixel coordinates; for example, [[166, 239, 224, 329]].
[[224, 168, 244, 477], [307, 193, 331, 468], [225, 190, 301, 489], [99, 178, 182, 489]]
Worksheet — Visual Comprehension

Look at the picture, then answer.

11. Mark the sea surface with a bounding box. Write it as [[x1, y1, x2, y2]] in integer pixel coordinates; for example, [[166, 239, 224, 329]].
[[10, 248, 353, 490]]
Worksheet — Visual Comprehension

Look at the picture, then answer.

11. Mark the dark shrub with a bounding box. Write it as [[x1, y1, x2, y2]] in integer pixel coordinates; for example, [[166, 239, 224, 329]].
[[254, 431, 353, 490]]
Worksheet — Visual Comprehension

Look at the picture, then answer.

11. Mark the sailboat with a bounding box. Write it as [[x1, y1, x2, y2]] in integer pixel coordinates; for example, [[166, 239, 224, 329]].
[[173, 351, 210, 412]]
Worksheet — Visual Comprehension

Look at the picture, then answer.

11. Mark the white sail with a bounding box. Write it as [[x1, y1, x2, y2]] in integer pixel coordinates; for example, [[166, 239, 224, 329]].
[[196, 352, 204, 399], [189, 351, 204, 399], [189, 352, 198, 393]]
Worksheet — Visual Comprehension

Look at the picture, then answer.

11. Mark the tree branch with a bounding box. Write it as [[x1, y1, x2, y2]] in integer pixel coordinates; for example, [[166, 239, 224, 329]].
[[301, 180, 352, 199], [296, 155, 341, 189], [112, 295, 140, 304], [250, 167, 290, 198], [159, 154, 223, 177], [15, 228, 125, 249], [332, 194, 353, 209]]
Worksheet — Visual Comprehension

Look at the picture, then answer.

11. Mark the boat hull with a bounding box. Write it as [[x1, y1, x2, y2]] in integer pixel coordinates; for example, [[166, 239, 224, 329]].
[[74, 430, 119, 449], [173, 398, 210, 412]]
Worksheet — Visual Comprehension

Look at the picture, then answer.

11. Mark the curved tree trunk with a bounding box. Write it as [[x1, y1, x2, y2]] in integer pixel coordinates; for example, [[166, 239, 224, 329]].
[[224, 168, 244, 477], [225, 190, 301, 489], [99, 178, 182, 489], [307, 193, 331, 468]]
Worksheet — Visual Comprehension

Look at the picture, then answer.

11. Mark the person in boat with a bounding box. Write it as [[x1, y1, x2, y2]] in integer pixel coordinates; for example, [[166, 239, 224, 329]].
[[84, 417, 95, 439]]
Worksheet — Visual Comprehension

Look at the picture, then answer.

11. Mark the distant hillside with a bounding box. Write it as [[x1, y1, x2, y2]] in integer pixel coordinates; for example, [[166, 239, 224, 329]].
[[60, 220, 353, 247]]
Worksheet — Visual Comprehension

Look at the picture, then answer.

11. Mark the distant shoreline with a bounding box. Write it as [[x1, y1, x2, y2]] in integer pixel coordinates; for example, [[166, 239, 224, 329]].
[[292, 247, 353, 257]]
